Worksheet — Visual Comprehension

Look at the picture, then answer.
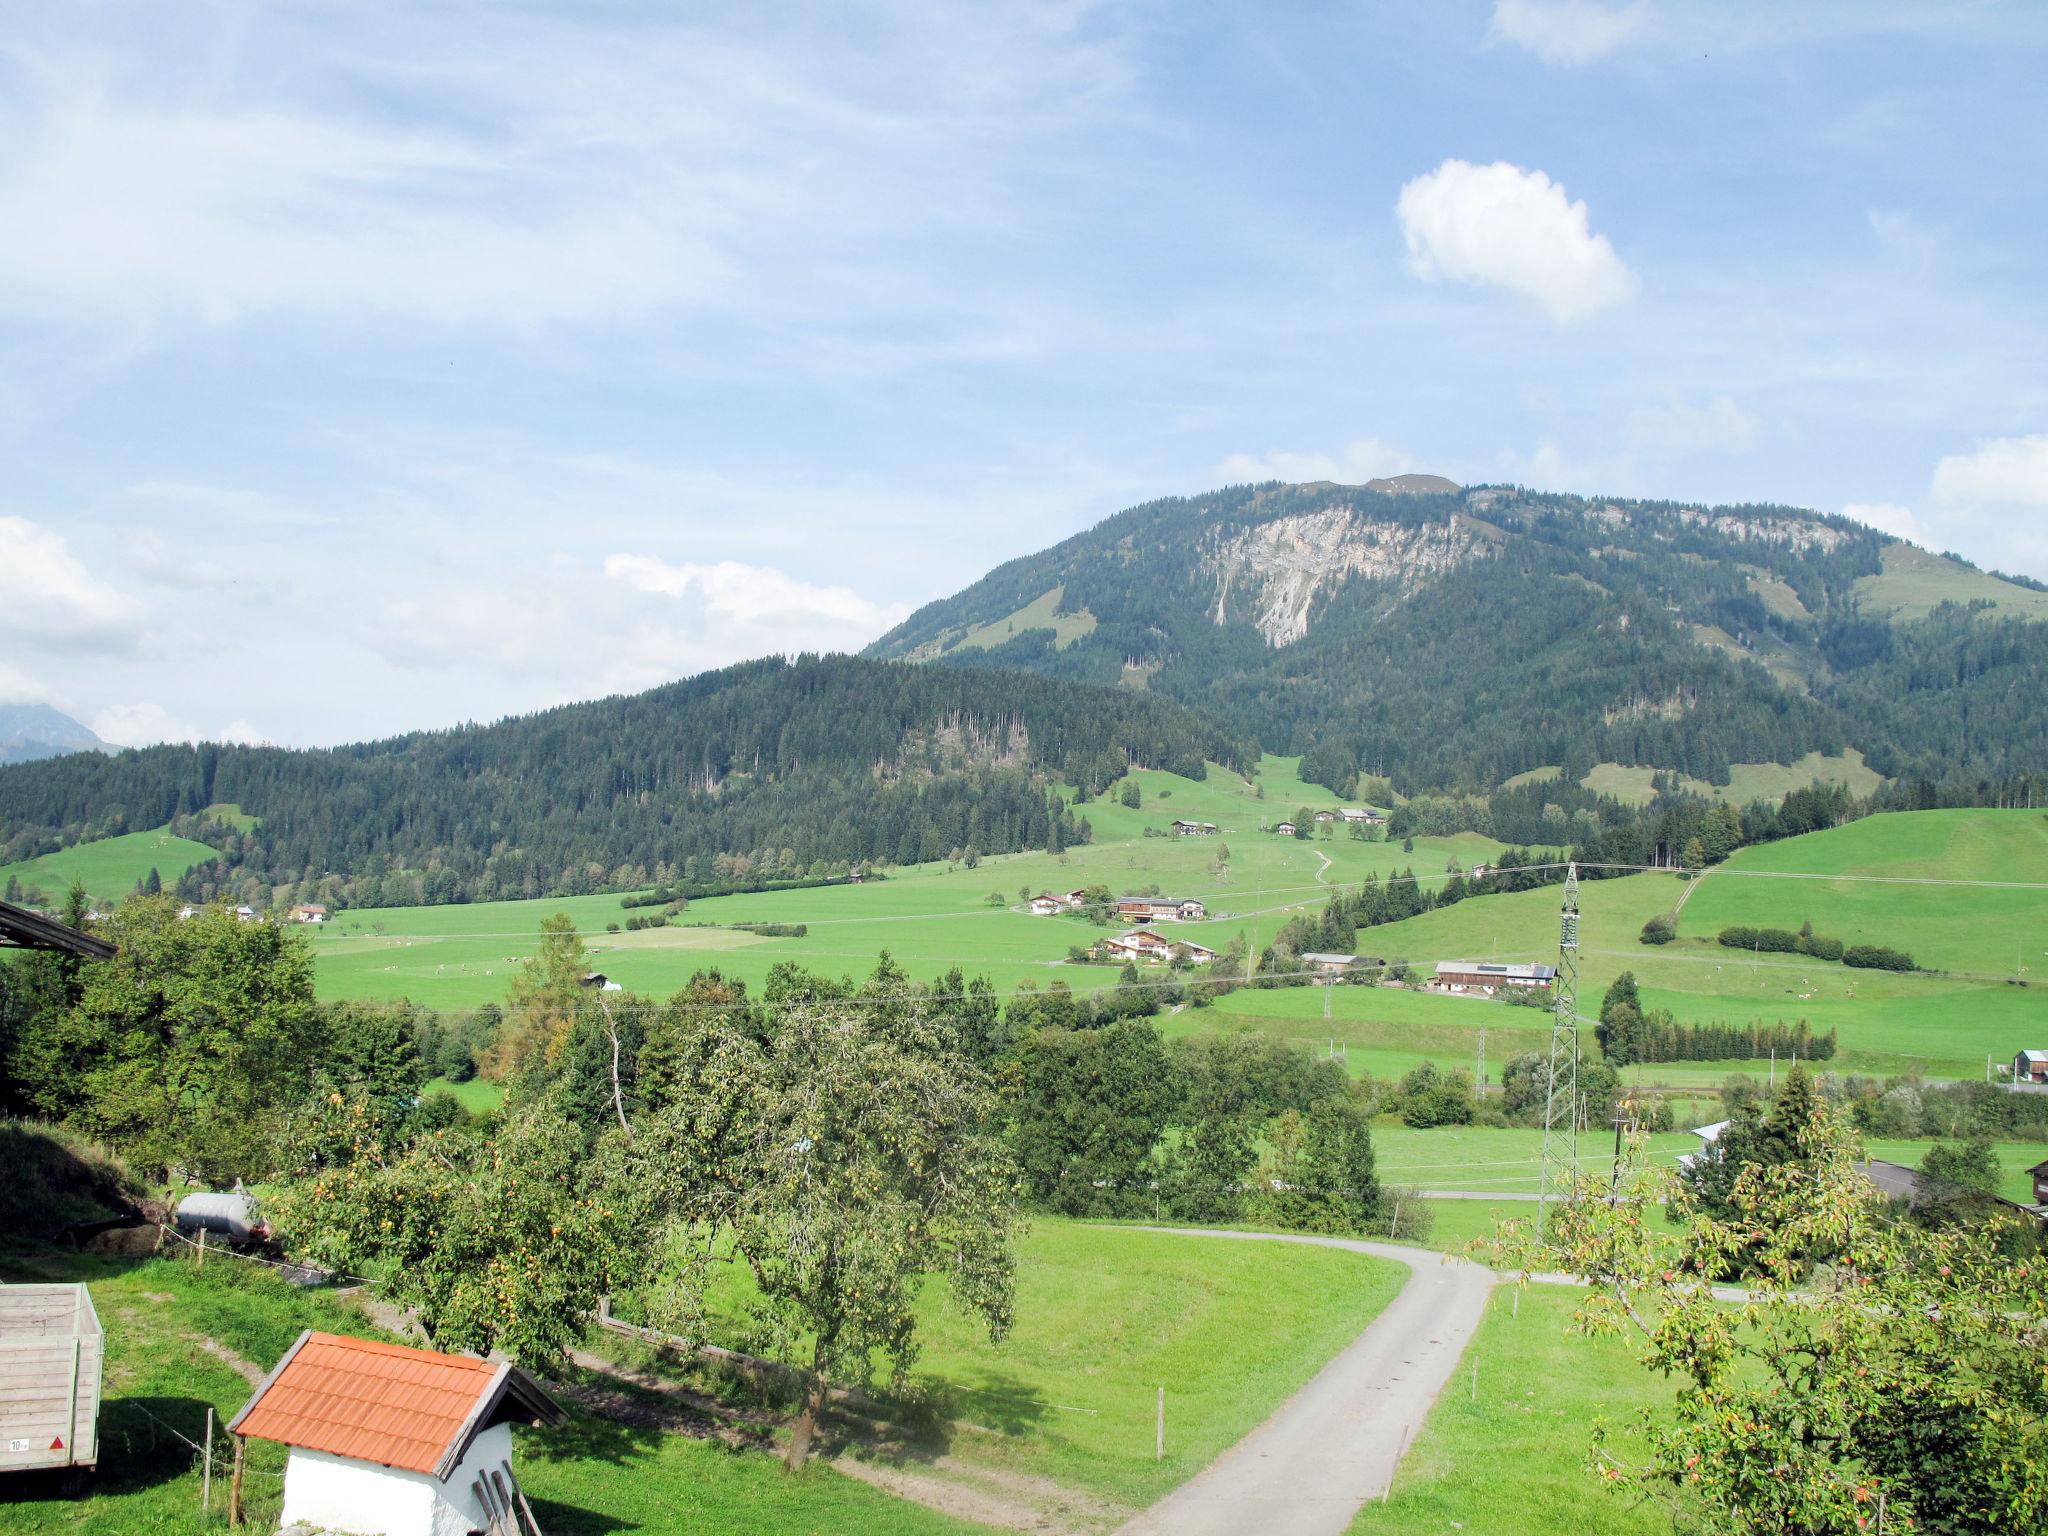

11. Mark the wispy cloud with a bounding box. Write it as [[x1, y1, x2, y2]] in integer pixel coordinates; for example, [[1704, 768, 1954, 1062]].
[[1933, 434, 2048, 507], [1488, 1, 1648, 66], [1217, 439, 1421, 486]]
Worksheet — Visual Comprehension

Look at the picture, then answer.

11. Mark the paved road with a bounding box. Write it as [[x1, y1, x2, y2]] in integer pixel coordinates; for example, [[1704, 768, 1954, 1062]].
[[1113, 1229, 1495, 1536]]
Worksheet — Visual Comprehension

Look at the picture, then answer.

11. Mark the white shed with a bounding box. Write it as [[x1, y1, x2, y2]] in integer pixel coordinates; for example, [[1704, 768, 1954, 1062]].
[[229, 1330, 564, 1536]]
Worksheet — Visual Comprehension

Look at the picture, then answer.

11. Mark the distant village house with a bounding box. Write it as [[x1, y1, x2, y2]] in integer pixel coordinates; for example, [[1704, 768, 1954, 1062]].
[[1170, 820, 1219, 836], [1117, 895, 1207, 923], [1338, 807, 1387, 826], [229, 1330, 565, 1536], [1028, 893, 1065, 916], [1430, 960, 1557, 995], [289, 903, 329, 924], [1273, 821, 1298, 836], [1105, 928, 1214, 965], [2014, 1049, 2048, 1085]]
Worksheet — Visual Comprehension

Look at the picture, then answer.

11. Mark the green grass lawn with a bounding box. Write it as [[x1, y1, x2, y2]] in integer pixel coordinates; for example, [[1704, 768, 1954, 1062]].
[[888, 1221, 1404, 1508], [0, 826, 221, 907], [423, 1075, 506, 1114], [307, 758, 1500, 1010], [0, 1242, 989, 1536], [1347, 1286, 1668, 1536]]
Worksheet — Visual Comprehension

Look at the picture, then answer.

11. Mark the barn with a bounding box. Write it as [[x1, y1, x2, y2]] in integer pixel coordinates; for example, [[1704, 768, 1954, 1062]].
[[230, 1330, 565, 1536]]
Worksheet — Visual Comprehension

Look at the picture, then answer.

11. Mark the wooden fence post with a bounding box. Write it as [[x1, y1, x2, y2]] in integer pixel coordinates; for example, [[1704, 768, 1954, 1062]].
[[202, 1407, 214, 1510], [197, 1228, 207, 1270], [228, 1434, 245, 1526]]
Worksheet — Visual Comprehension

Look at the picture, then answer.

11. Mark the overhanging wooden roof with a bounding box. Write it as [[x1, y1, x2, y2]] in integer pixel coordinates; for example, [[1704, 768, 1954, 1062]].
[[0, 898, 114, 960]]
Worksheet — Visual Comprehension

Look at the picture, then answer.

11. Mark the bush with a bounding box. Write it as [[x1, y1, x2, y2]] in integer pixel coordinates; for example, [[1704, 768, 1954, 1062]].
[[1844, 944, 1916, 972], [1640, 915, 1676, 945], [1718, 926, 1800, 954], [1371, 1187, 1434, 1243]]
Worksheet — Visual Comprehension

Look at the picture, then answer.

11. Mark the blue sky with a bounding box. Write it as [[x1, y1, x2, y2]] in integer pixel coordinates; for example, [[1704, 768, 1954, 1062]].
[[3, 1, 2046, 747]]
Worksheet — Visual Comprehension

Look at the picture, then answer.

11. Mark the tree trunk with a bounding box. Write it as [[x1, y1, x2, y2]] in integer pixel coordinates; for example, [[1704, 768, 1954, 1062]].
[[785, 1373, 828, 1471]]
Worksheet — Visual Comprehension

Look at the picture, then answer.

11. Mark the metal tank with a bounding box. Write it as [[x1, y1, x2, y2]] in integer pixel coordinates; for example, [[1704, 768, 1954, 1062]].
[[173, 1189, 267, 1243]]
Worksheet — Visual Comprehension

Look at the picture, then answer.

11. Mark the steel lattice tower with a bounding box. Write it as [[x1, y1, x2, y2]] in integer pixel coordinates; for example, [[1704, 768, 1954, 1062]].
[[1537, 862, 1582, 1234]]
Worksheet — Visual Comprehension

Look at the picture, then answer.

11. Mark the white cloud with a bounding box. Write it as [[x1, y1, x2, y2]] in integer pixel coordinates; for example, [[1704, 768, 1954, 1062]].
[[0, 663, 57, 706], [1216, 439, 1419, 485], [1843, 502, 1925, 544], [0, 517, 145, 645], [91, 702, 196, 748], [365, 554, 912, 700], [603, 555, 905, 631], [1489, 1, 1649, 65], [1932, 434, 2048, 507], [1396, 160, 1637, 323], [1626, 395, 1762, 456], [216, 720, 269, 747]]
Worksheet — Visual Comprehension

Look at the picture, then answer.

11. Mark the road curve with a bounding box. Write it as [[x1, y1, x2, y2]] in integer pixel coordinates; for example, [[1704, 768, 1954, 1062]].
[[1113, 1229, 1495, 1536]]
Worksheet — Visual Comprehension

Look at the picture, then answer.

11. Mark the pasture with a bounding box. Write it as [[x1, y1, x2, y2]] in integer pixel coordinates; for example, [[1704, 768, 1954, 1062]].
[[871, 1221, 1403, 1507], [307, 758, 1501, 1010], [0, 825, 220, 906], [1348, 1285, 1666, 1536]]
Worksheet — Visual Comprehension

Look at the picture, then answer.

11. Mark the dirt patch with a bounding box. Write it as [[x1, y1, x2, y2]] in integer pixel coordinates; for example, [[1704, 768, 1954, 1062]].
[[194, 1335, 265, 1386]]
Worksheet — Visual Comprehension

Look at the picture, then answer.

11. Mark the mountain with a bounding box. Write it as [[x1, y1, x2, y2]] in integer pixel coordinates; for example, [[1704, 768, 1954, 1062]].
[[0, 655, 1252, 908], [867, 481, 2048, 795], [0, 704, 106, 766]]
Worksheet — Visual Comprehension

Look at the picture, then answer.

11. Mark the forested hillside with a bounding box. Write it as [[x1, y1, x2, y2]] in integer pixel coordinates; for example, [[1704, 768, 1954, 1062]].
[[868, 482, 2048, 795], [0, 656, 1254, 908]]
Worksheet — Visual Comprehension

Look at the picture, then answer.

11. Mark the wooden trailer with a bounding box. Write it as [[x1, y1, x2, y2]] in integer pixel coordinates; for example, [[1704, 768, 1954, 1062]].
[[0, 1283, 102, 1487]]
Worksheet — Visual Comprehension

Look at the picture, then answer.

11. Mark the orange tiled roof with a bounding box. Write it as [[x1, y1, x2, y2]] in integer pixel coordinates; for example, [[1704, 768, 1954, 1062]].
[[232, 1331, 504, 1475]]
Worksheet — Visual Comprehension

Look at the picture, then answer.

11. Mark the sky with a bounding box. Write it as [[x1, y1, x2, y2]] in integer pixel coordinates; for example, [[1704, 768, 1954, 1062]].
[[3, 0, 2046, 749]]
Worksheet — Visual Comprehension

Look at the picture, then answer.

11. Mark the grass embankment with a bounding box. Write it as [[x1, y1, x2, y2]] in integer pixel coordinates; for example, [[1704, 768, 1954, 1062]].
[[306, 757, 1499, 1010], [1347, 1285, 1667, 1536], [893, 1222, 1403, 1508], [0, 826, 221, 906]]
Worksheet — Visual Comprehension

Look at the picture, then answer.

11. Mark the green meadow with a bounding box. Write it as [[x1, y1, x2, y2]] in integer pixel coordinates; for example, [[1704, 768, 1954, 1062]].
[[875, 1221, 1403, 1508], [307, 759, 1502, 1010], [0, 825, 220, 906], [1348, 1285, 1667, 1536]]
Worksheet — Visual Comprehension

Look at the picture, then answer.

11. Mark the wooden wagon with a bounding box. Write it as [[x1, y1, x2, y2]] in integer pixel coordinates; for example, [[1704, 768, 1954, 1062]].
[[0, 1283, 102, 1489]]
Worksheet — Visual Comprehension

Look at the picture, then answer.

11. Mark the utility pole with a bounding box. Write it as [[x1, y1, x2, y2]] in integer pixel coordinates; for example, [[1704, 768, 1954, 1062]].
[[1537, 863, 1582, 1236]]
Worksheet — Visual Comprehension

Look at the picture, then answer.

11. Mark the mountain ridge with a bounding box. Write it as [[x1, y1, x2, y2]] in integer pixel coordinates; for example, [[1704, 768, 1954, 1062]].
[[867, 480, 2048, 795], [0, 703, 107, 766]]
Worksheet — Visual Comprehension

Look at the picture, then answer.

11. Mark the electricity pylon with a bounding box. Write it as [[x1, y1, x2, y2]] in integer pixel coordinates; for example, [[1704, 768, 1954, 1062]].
[[1537, 862, 1582, 1235]]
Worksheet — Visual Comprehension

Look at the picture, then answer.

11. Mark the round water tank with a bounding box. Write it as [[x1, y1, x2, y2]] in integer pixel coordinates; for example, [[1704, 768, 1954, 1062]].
[[174, 1191, 264, 1243]]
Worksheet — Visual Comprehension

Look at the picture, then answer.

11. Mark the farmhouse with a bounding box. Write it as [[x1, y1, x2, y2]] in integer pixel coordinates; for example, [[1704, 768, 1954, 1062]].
[[1061, 888, 1092, 907], [2033, 1158, 2048, 1205], [1338, 807, 1386, 826], [580, 971, 623, 992], [1105, 929, 1215, 965], [232, 904, 259, 922], [1300, 951, 1358, 976], [1469, 863, 1492, 881], [1430, 960, 1557, 995], [1273, 821, 1298, 836], [231, 1330, 565, 1536], [1117, 895, 1207, 923], [1028, 894, 1065, 916], [2014, 1049, 2048, 1085], [1312, 810, 1337, 824], [1105, 928, 1175, 963], [289, 903, 329, 924], [1171, 820, 1219, 836]]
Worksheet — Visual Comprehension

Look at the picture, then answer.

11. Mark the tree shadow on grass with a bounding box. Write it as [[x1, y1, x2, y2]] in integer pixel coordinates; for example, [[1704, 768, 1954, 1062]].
[[523, 1493, 641, 1535], [831, 1368, 1053, 1467], [528, 1406, 667, 1470]]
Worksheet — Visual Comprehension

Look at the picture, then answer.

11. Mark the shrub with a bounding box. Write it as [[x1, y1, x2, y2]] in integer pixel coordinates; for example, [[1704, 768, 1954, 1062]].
[[1640, 915, 1676, 945], [1843, 943, 1915, 972]]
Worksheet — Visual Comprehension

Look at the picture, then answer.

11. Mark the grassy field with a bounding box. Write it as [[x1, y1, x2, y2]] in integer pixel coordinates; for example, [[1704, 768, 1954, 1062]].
[[1348, 1285, 1668, 1536], [0, 1241, 985, 1536], [1852, 542, 2048, 622], [424, 1075, 505, 1114], [951, 585, 1097, 653], [1581, 750, 1880, 808], [881, 1221, 1404, 1508], [0, 826, 220, 906], [306, 758, 1498, 1010]]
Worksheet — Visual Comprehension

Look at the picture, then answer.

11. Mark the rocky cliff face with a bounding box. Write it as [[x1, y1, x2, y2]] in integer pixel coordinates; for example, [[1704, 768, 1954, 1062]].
[[1204, 507, 1490, 645]]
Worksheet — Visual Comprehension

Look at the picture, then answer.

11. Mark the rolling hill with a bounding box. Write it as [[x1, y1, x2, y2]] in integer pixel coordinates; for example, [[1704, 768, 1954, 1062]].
[[0, 656, 1253, 909], [867, 480, 2048, 796]]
